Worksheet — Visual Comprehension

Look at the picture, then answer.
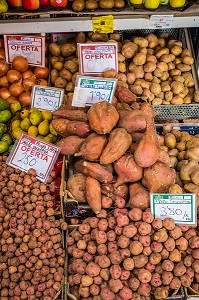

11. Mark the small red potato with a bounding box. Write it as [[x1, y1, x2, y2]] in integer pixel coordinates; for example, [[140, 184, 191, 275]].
[[163, 217, 175, 230], [128, 208, 142, 221], [130, 241, 143, 255], [150, 273, 162, 287], [138, 268, 152, 283], [162, 260, 174, 272]]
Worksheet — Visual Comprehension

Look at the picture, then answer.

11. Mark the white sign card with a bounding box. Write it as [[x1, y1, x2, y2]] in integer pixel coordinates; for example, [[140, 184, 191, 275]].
[[4, 35, 45, 67], [31, 85, 64, 112], [150, 15, 174, 29], [150, 194, 196, 225], [78, 43, 118, 75], [72, 75, 117, 107], [7, 133, 60, 183]]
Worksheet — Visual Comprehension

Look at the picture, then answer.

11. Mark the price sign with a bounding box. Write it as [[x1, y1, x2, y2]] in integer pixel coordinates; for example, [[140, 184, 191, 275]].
[[6, 133, 60, 183], [72, 76, 117, 107], [150, 194, 196, 225], [4, 35, 45, 67], [92, 15, 114, 33], [31, 85, 64, 112], [150, 15, 174, 28], [78, 43, 118, 75]]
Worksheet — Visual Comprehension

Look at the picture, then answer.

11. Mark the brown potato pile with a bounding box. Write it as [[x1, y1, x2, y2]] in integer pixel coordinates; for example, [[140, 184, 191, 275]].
[[0, 156, 67, 300]]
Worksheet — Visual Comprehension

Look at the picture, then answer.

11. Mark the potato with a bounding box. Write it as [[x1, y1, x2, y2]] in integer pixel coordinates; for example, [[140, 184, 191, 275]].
[[118, 73, 127, 82], [118, 62, 126, 73], [160, 72, 169, 81], [171, 81, 184, 94], [170, 45, 182, 56], [146, 55, 157, 63], [85, 0, 99, 9], [171, 96, 184, 104], [128, 64, 144, 78], [129, 85, 142, 96], [141, 88, 155, 101], [156, 62, 168, 72], [133, 37, 148, 48], [179, 87, 189, 98], [173, 75, 184, 84], [176, 63, 192, 72], [152, 98, 163, 105], [158, 38, 166, 47], [122, 42, 138, 59], [183, 75, 195, 87], [168, 39, 182, 49], [110, 33, 121, 42], [146, 33, 158, 49], [140, 47, 148, 55], [181, 56, 194, 65], [51, 69, 59, 85], [183, 96, 192, 104], [133, 53, 146, 66], [161, 82, 171, 92], [170, 69, 181, 77], [168, 62, 175, 70], [157, 91, 164, 99], [164, 133, 176, 149], [144, 62, 156, 73], [162, 100, 170, 105], [134, 79, 150, 89], [150, 83, 161, 96], [174, 58, 182, 65], [194, 91, 199, 102], [64, 61, 78, 73], [152, 77, 161, 84], [153, 67, 163, 78], [144, 73, 153, 81], [160, 54, 175, 63], [155, 48, 169, 59]]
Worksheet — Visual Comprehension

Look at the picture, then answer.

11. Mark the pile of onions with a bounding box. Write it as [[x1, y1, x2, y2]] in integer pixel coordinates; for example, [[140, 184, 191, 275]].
[[7, 69, 22, 84], [23, 76, 37, 92], [0, 87, 10, 99], [34, 66, 49, 79], [0, 59, 9, 76], [9, 82, 24, 97], [19, 91, 31, 106], [12, 56, 28, 73]]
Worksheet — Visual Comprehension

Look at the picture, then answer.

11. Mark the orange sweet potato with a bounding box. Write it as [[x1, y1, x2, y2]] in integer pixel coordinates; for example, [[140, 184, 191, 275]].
[[129, 183, 150, 210], [51, 118, 70, 136], [85, 176, 101, 214], [100, 128, 132, 164], [75, 133, 107, 161], [114, 154, 143, 187], [134, 124, 159, 168], [140, 102, 155, 120], [87, 101, 119, 134], [115, 86, 137, 104], [67, 173, 86, 202], [63, 121, 91, 138], [53, 107, 88, 121], [157, 149, 170, 166], [142, 162, 176, 193], [56, 136, 85, 155], [118, 110, 147, 133]]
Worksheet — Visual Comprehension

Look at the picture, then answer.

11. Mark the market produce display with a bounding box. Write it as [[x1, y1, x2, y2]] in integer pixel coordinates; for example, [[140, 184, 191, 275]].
[[49, 31, 198, 106], [159, 124, 199, 205], [67, 207, 199, 300], [71, 0, 125, 11], [0, 156, 67, 299]]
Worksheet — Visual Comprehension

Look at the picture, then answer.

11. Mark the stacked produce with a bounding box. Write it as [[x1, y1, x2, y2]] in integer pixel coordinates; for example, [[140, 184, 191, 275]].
[[0, 98, 13, 153], [52, 84, 176, 212], [159, 124, 199, 205], [67, 207, 199, 300], [71, 0, 125, 11], [0, 155, 67, 299]]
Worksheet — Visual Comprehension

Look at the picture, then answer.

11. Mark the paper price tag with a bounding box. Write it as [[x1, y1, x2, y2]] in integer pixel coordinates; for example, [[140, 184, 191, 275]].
[[72, 76, 117, 107], [78, 43, 118, 75], [7, 133, 60, 183], [31, 85, 64, 112], [92, 15, 114, 33], [4, 35, 45, 67], [150, 15, 174, 28], [150, 194, 196, 225]]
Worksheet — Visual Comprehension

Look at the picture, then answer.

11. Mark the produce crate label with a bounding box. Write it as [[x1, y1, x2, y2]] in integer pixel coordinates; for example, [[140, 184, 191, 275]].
[[92, 15, 114, 33], [72, 76, 117, 107], [4, 35, 45, 67], [6, 133, 60, 183], [78, 43, 118, 75], [31, 85, 64, 112], [150, 15, 174, 29], [150, 194, 196, 225]]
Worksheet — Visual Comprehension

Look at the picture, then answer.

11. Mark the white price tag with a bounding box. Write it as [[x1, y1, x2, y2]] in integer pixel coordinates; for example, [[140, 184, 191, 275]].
[[7, 133, 60, 183], [150, 15, 174, 28], [4, 35, 45, 67], [78, 43, 118, 75], [72, 76, 117, 107], [52, 33, 76, 43], [31, 85, 64, 112], [150, 194, 196, 225]]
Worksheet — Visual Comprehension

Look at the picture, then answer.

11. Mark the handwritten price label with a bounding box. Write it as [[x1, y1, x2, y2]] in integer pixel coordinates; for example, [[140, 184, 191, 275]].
[[6, 133, 60, 183], [150, 194, 196, 225], [78, 43, 118, 75], [72, 76, 117, 107], [31, 85, 64, 112], [150, 15, 174, 29], [4, 35, 45, 67], [92, 15, 114, 33]]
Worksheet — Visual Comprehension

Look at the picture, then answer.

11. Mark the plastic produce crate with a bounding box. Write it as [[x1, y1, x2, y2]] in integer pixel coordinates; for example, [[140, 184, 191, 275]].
[[185, 287, 199, 299]]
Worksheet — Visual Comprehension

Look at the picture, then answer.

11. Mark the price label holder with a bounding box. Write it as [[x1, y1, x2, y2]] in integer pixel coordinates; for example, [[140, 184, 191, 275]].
[[51, 33, 76, 43], [4, 35, 45, 67], [31, 85, 64, 112], [92, 15, 114, 33], [150, 194, 196, 225], [150, 15, 174, 28], [6, 133, 60, 183], [78, 43, 118, 75], [72, 75, 117, 107]]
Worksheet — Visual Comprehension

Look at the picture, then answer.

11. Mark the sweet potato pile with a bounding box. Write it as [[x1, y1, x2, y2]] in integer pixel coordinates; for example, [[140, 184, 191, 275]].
[[54, 92, 176, 212], [0, 156, 67, 300], [67, 207, 199, 300], [158, 123, 199, 206]]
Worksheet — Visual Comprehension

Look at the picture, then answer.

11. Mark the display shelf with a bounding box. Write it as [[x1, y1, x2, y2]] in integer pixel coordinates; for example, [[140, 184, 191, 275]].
[[0, 4, 199, 34]]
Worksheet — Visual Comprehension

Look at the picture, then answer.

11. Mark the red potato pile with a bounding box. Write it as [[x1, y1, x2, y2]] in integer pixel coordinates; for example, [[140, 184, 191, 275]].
[[0, 156, 67, 300], [67, 208, 199, 300], [53, 86, 176, 213]]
